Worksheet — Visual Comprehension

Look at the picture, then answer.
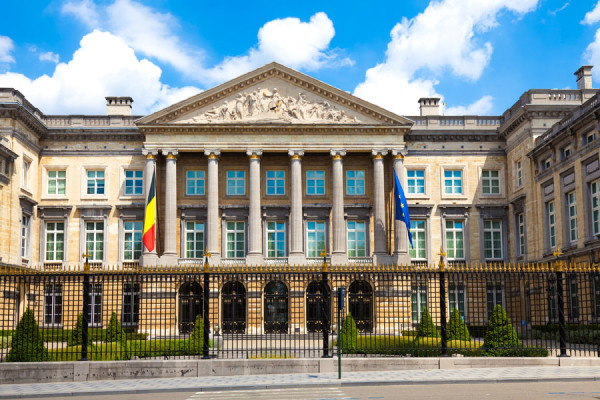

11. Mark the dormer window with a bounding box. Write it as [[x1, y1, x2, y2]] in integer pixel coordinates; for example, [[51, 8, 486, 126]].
[[561, 146, 573, 160], [542, 158, 552, 171], [587, 132, 596, 145]]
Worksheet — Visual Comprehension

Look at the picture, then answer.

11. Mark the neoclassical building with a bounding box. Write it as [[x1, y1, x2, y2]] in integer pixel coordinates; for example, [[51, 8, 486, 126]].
[[1, 63, 599, 271]]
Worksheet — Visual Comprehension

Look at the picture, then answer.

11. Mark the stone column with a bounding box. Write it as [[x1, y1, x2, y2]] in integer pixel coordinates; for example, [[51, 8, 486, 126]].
[[141, 149, 158, 266], [288, 150, 306, 265], [392, 148, 411, 266], [372, 149, 391, 265], [160, 149, 178, 265], [246, 149, 263, 265], [331, 149, 347, 265], [205, 149, 221, 265]]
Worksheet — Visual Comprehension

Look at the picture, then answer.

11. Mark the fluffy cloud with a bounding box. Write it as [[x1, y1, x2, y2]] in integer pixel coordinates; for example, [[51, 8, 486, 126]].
[[583, 1, 600, 25], [38, 51, 60, 64], [0, 36, 15, 64], [354, 0, 539, 115], [0, 31, 199, 115], [445, 95, 494, 115], [62, 0, 99, 28], [583, 2, 600, 81]]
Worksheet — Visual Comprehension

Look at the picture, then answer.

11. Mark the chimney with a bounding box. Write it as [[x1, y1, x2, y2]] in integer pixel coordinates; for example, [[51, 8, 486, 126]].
[[418, 97, 440, 116], [575, 66, 593, 90], [106, 96, 133, 116]]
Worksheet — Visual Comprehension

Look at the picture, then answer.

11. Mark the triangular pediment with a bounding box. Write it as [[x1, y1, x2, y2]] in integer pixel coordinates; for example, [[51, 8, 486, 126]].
[[137, 62, 412, 126]]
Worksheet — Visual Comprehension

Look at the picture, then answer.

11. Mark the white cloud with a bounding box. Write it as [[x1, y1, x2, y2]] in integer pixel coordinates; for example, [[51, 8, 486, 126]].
[[445, 95, 494, 115], [39, 51, 60, 64], [62, 0, 99, 28], [583, 1, 600, 25], [0, 36, 15, 64], [0, 30, 199, 115], [354, 0, 539, 115], [584, 29, 600, 81]]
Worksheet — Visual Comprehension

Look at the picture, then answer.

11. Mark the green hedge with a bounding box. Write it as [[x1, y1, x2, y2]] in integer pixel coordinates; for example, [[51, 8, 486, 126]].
[[7, 308, 49, 362], [0, 328, 148, 343]]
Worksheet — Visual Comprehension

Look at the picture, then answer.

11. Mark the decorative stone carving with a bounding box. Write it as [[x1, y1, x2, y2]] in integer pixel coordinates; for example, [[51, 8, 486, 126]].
[[179, 89, 361, 124]]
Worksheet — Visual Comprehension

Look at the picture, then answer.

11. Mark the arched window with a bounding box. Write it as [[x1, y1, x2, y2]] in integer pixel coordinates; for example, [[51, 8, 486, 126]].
[[306, 281, 330, 333], [264, 281, 288, 334], [348, 280, 373, 332], [222, 281, 246, 334], [178, 281, 203, 334]]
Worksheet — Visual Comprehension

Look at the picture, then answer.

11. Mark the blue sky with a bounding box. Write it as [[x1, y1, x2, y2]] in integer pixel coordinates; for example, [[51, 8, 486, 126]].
[[1, 0, 600, 116]]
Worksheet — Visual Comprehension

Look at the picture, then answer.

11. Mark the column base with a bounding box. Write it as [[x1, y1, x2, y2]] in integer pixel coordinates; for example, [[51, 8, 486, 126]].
[[331, 252, 348, 266], [141, 252, 158, 267], [288, 252, 306, 265], [392, 252, 412, 267], [159, 253, 179, 266], [246, 253, 264, 266], [373, 253, 393, 266]]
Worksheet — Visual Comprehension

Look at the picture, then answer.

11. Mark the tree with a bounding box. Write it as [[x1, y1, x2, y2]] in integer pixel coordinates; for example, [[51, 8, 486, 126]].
[[483, 304, 521, 356], [189, 314, 204, 355], [447, 308, 471, 342], [340, 313, 358, 353], [416, 307, 440, 339], [7, 308, 49, 362]]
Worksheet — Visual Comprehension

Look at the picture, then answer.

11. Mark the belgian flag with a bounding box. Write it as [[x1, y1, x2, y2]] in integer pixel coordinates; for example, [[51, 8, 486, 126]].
[[142, 170, 156, 252]]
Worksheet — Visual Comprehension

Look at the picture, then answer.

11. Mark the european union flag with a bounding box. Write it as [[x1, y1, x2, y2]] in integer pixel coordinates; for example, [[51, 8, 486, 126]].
[[394, 169, 413, 247]]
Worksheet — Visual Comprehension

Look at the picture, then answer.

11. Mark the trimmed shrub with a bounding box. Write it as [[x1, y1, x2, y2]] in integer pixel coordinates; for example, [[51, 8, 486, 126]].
[[68, 313, 90, 346], [105, 312, 128, 360], [447, 308, 471, 342], [483, 305, 521, 356], [416, 307, 440, 339], [189, 314, 204, 355], [340, 313, 358, 353], [7, 308, 49, 362]]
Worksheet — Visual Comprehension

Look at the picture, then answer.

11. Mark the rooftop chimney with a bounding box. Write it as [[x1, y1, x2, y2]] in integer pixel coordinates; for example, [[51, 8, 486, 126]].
[[418, 97, 440, 116], [106, 96, 133, 116], [575, 65, 593, 90]]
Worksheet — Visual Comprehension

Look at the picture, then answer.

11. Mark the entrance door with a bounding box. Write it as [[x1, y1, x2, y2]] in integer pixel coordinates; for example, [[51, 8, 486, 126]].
[[222, 281, 246, 333], [264, 281, 288, 333], [348, 280, 373, 332], [306, 281, 330, 333], [179, 281, 203, 334]]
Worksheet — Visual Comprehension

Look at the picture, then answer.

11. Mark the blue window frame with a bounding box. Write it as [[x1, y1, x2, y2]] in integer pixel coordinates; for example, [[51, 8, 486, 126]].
[[266, 170, 285, 196], [306, 170, 325, 196], [186, 170, 205, 196], [226, 170, 245, 196], [444, 170, 462, 194], [407, 170, 425, 194], [124, 170, 143, 196], [346, 170, 365, 195]]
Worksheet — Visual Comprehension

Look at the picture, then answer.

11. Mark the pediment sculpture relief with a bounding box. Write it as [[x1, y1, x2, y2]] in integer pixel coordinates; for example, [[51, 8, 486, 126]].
[[179, 88, 361, 124]]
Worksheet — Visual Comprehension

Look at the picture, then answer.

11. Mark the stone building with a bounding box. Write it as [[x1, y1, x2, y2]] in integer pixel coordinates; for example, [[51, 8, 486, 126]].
[[1, 62, 600, 334]]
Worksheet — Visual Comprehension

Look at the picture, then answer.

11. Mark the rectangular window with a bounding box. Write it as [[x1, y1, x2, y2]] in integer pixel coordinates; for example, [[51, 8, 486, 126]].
[[306, 170, 325, 195], [591, 180, 600, 236], [44, 283, 62, 326], [123, 221, 143, 261], [587, 132, 596, 145], [346, 170, 365, 196], [486, 282, 504, 319], [226, 170, 245, 196], [482, 170, 500, 195], [547, 201, 556, 249], [347, 221, 366, 257], [267, 221, 286, 257], [445, 220, 464, 259], [562, 146, 572, 159], [444, 170, 462, 194], [45, 222, 65, 261], [22, 159, 30, 188], [21, 215, 30, 258], [542, 159, 551, 171], [226, 221, 245, 258], [569, 277, 579, 321], [516, 160, 523, 188], [306, 220, 326, 257], [47, 170, 66, 195], [448, 282, 466, 320], [409, 220, 426, 259], [86, 170, 105, 195], [186, 170, 205, 196], [122, 283, 140, 327], [124, 170, 143, 196], [185, 221, 205, 258], [86, 283, 103, 327], [407, 170, 425, 194], [567, 191, 578, 243], [483, 220, 503, 260], [517, 213, 525, 256], [85, 221, 104, 261], [411, 283, 427, 323], [266, 170, 285, 196]]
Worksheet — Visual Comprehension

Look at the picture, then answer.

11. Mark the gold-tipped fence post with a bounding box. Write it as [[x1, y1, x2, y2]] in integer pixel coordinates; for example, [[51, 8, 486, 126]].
[[438, 247, 448, 357], [203, 252, 211, 359], [80, 252, 91, 361], [321, 249, 331, 358], [553, 249, 568, 357]]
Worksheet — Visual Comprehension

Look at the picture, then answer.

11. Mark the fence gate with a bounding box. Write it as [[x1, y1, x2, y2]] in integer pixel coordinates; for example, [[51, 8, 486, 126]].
[[178, 281, 203, 334], [348, 280, 373, 332], [221, 281, 246, 333], [264, 281, 288, 333]]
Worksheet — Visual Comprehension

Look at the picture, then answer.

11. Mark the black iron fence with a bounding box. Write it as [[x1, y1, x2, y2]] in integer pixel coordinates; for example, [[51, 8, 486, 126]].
[[1, 261, 600, 362]]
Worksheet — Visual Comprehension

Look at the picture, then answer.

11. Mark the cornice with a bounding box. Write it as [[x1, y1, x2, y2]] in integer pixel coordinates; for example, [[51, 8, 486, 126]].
[[139, 124, 407, 135], [406, 132, 502, 142], [11, 129, 42, 154], [408, 149, 505, 157], [43, 129, 143, 142], [499, 107, 577, 139], [0, 143, 18, 160], [40, 149, 143, 156], [0, 104, 46, 137]]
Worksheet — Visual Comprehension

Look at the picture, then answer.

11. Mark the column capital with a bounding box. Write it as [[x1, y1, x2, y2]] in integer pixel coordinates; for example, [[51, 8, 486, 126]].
[[162, 149, 179, 159], [246, 149, 263, 159], [330, 149, 347, 160], [142, 148, 158, 158], [371, 149, 388, 159], [204, 149, 221, 159], [391, 148, 408, 159], [288, 149, 304, 159]]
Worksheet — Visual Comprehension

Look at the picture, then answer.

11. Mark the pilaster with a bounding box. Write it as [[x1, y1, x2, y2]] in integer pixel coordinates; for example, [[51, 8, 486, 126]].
[[372, 149, 391, 266]]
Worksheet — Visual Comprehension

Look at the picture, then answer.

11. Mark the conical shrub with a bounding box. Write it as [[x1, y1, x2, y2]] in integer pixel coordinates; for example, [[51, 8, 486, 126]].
[[483, 304, 521, 356], [7, 308, 49, 362], [105, 312, 128, 360], [416, 307, 440, 339], [447, 308, 471, 341], [189, 314, 204, 355], [340, 313, 358, 353], [68, 313, 91, 346]]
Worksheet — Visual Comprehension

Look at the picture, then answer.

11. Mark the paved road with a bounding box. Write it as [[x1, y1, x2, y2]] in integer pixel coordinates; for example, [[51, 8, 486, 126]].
[[16, 381, 600, 400]]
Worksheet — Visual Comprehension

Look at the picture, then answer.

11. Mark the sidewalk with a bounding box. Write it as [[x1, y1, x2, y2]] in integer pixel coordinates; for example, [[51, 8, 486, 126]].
[[1, 366, 599, 399]]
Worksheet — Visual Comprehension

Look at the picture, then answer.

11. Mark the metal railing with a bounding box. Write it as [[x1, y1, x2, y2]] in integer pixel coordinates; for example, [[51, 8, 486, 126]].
[[1, 260, 599, 362]]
